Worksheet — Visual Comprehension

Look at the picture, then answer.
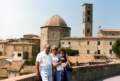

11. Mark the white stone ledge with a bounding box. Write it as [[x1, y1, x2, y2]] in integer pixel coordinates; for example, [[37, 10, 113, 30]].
[[0, 73, 36, 81]]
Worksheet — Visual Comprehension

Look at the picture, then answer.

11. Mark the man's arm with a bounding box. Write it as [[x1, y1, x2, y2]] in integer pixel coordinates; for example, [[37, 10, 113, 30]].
[[36, 53, 42, 81], [36, 62, 40, 76], [36, 61, 42, 81]]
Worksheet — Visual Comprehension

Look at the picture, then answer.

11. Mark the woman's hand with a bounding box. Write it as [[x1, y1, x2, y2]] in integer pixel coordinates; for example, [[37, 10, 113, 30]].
[[54, 61, 62, 67]]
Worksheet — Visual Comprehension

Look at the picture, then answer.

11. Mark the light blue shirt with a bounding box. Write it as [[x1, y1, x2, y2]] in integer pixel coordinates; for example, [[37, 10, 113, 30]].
[[36, 51, 52, 76]]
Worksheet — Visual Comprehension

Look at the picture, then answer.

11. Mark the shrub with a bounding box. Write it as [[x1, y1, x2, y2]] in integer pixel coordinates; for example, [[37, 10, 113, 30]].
[[112, 38, 120, 58], [65, 48, 79, 56]]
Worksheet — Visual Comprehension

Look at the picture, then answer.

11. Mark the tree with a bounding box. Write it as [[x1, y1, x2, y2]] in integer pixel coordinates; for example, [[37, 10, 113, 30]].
[[112, 38, 120, 58], [65, 48, 79, 56]]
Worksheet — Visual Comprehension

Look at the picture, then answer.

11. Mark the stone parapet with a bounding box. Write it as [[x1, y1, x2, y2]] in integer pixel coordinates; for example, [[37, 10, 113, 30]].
[[2, 64, 120, 81], [72, 63, 120, 81], [0, 73, 36, 81]]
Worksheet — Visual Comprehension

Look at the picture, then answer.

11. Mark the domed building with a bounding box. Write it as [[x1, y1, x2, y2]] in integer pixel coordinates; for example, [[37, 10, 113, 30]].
[[43, 15, 68, 27], [40, 15, 71, 50]]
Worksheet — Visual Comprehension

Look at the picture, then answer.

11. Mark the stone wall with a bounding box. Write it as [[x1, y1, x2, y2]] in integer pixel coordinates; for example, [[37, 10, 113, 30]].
[[0, 73, 36, 81], [72, 64, 120, 81]]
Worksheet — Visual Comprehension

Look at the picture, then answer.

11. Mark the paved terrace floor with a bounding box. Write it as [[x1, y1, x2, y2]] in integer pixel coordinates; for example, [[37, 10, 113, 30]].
[[98, 75, 120, 81]]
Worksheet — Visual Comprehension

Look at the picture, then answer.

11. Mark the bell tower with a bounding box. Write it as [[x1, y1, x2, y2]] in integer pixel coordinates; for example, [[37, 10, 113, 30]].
[[82, 3, 93, 37]]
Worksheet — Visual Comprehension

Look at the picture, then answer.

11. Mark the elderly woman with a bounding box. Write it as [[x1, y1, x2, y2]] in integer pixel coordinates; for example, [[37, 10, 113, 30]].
[[50, 46, 64, 81]]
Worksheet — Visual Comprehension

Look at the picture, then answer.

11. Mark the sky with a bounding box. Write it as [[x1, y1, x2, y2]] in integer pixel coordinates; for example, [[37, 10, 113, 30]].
[[0, 0, 120, 39]]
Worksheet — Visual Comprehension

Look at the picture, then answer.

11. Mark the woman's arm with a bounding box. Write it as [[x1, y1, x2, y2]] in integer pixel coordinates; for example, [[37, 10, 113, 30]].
[[53, 61, 62, 67]]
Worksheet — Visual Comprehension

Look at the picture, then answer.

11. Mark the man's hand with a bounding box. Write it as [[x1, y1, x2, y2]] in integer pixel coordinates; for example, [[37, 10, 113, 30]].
[[36, 74, 42, 81], [36, 62, 42, 81], [36, 74, 40, 81]]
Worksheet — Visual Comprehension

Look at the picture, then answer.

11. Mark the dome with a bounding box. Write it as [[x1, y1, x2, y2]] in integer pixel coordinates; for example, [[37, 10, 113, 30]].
[[43, 15, 68, 27]]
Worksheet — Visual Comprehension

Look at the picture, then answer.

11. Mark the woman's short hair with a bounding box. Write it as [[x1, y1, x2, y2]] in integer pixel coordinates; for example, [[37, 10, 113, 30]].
[[60, 48, 66, 54]]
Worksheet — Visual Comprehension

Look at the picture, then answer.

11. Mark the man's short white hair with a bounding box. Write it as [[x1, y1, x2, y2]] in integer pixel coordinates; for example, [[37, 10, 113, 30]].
[[51, 45, 58, 50], [44, 44, 50, 49]]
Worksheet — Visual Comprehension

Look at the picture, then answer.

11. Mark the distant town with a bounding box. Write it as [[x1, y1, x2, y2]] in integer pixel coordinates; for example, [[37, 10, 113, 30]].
[[0, 2, 120, 81]]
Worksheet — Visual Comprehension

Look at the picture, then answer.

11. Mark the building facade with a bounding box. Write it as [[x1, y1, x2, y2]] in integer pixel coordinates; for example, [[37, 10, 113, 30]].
[[60, 37, 117, 58], [40, 15, 71, 50], [0, 34, 40, 61]]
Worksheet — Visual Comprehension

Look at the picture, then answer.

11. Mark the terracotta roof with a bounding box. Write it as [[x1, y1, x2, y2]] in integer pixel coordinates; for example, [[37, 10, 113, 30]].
[[7, 61, 25, 72], [0, 56, 8, 60], [0, 69, 8, 78], [0, 60, 10, 69], [42, 15, 68, 27], [20, 66, 35, 74], [68, 54, 95, 64]]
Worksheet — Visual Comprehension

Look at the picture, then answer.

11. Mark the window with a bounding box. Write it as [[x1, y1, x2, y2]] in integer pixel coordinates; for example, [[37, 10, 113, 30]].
[[94, 51, 97, 54], [87, 50, 90, 54], [68, 42, 71, 44], [109, 49, 112, 54], [87, 17, 90, 22], [88, 6, 90, 9], [97, 41, 100, 45], [112, 33, 115, 36], [87, 10, 91, 15], [87, 41, 90, 45], [0, 51, 2, 56], [97, 50, 100, 54], [87, 29, 90, 33], [110, 42, 112, 45], [18, 53, 22, 57]]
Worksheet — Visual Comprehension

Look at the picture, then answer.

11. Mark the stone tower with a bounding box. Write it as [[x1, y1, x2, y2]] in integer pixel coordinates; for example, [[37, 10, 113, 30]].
[[40, 15, 71, 50], [82, 3, 93, 37]]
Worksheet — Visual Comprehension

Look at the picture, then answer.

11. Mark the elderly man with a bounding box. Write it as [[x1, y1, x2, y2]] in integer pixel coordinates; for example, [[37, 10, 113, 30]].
[[36, 44, 53, 81]]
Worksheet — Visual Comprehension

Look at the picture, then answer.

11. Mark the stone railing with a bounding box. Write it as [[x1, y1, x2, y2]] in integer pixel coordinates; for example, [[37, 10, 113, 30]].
[[72, 63, 120, 81], [0, 73, 36, 81], [1, 63, 120, 81]]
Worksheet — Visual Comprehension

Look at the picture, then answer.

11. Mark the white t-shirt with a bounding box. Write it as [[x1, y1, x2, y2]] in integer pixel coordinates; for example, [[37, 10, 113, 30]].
[[51, 54, 64, 71], [51, 55, 59, 65], [36, 51, 52, 74]]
